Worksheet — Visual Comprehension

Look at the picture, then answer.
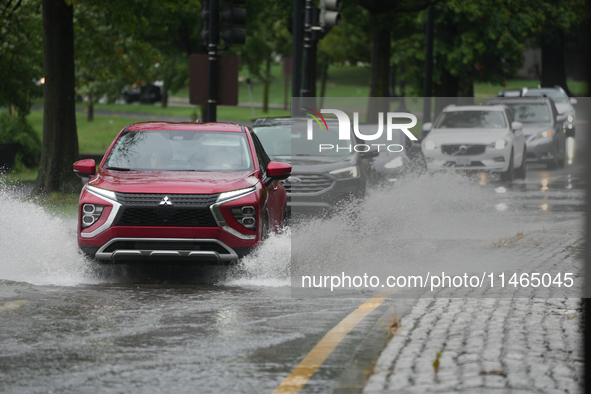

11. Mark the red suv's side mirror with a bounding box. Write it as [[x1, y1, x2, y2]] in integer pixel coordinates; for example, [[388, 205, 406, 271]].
[[73, 159, 96, 178], [266, 161, 291, 180]]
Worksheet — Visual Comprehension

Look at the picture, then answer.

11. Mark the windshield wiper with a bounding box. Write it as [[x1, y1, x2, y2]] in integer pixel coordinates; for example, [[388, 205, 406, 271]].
[[105, 166, 132, 171]]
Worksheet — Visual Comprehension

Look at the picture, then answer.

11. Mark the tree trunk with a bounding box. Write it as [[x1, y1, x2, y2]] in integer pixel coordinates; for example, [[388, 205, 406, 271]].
[[263, 57, 270, 114], [369, 15, 390, 98], [319, 61, 328, 109], [458, 74, 474, 105], [367, 12, 390, 123], [161, 88, 168, 108], [540, 30, 572, 96], [87, 99, 94, 122], [433, 70, 459, 120], [34, 0, 79, 194]]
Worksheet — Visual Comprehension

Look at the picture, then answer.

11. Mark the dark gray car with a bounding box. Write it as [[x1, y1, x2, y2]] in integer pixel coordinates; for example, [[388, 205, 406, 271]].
[[487, 97, 568, 169], [252, 117, 377, 216]]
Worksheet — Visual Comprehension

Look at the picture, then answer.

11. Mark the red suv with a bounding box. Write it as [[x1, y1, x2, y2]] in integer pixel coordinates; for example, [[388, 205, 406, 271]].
[[73, 121, 291, 263]]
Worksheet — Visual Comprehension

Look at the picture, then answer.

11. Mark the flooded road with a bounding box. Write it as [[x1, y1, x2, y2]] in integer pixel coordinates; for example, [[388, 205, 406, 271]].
[[0, 124, 586, 394]]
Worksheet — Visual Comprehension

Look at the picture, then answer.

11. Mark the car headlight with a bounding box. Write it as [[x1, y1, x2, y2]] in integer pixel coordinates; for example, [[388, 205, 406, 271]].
[[533, 130, 553, 140], [384, 156, 404, 169], [488, 139, 509, 150], [329, 166, 359, 179], [567, 115, 574, 123], [217, 187, 256, 202], [85, 185, 117, 201], [424, 140, 438, 150]]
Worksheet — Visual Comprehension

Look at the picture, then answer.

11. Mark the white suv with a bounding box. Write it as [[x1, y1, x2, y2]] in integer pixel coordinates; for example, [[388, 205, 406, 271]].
[[421, 105, 526, 181]]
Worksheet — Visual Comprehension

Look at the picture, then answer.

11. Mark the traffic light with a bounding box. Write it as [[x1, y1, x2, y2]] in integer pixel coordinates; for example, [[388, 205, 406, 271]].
[[200, 0, 210, 46], [320, 0, 341, 27], [221, 0, 247, 47]]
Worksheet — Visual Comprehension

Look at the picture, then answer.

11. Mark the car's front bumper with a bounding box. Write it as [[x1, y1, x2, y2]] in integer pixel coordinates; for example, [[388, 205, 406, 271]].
[[525, 137, 556, 163], [82, 237, 246, 262], [423, 146, 511, 172]]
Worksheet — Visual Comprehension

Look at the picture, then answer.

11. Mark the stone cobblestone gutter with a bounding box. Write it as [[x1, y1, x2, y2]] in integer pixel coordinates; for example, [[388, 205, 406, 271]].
[[365, 223, 584, 393]]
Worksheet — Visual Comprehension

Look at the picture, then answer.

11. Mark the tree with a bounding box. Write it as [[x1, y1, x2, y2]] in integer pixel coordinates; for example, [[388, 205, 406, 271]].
[[133, 0, 203, 108], [355, 0, 433, 122], [74, 2, 162, 121], [536, 0, 586, 95], [34, 0, 79, 193], [234, 0, 291, 113], [318, 4, 371, 102], [0, 0, 43, 117]]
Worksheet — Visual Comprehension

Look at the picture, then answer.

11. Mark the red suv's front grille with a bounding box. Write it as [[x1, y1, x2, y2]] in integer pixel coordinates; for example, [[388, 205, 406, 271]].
[[114, 192, 219, 227]]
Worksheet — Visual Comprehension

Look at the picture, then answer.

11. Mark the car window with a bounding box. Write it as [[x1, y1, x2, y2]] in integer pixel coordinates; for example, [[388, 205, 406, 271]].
[[524, 90, 568, 103], [254, 121, 353, 158], [505, 104, 551, 123], [505, 108, 514, 125], [249, 130, 271, 171], [253, 126, 291, 159], [435, 111, 507, 129], [105, 130, 253, 172]]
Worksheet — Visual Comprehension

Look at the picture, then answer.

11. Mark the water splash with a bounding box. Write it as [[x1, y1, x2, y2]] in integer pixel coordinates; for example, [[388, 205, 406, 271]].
[[223, 228, 291, 287], [0, 186, 93, 286]]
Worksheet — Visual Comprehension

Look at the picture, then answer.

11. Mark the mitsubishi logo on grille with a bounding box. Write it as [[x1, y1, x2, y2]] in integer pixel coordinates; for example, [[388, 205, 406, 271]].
[[159, 196, 173, 206]]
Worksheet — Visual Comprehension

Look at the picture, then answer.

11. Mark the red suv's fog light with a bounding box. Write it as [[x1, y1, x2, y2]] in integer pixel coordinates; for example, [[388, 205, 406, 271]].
[[82, 204, 104, 228], [232, 206, 256, 230]]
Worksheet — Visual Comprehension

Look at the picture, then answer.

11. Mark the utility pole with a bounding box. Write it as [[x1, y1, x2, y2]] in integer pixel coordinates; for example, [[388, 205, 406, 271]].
[[300, 0, 341, 100], [300, 0, 314, 97], [207, 0, 219, 122], [292, 0, 303, 112]]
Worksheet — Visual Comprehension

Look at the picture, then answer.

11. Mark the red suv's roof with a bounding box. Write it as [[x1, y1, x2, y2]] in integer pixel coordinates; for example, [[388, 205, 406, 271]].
[[126, 121, 244, 132]]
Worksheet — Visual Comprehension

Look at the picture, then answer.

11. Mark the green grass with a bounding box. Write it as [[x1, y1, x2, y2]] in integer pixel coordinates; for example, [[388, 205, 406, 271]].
[[26, 111, 147, 153], [26, 107, 291, 155], [74, 103, 290, 123], [0, 167, 38, 185], [175, 65, 586, 104], [173, 64, 372, 105]]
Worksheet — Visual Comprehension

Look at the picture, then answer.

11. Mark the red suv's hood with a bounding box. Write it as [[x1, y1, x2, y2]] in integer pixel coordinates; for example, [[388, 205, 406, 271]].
[[89, 169, 260, 194]]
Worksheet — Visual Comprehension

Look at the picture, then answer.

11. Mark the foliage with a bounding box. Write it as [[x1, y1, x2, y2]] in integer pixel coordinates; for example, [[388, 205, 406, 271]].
[[231, 0, 291, 110], [391, 0, 533, 96], [133, 0, 203, 99], [74, 1, 165, 107], [318, 4, 371, 67], [0, 0, 43, 116], [0, 113, 41, 168]]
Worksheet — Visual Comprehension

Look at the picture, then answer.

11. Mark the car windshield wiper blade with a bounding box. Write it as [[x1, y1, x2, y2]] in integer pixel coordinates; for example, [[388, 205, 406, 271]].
[[105, 166, 132, 171]]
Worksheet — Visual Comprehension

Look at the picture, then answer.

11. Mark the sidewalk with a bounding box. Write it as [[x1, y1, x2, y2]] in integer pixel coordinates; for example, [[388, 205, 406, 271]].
[[364, 224, 584, 393], [168, 96, 288, 109]]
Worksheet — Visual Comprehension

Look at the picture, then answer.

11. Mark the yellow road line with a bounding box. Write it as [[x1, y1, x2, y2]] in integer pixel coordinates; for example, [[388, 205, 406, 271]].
[[273, 291, 392, 394], [0, 300, 29, 312]]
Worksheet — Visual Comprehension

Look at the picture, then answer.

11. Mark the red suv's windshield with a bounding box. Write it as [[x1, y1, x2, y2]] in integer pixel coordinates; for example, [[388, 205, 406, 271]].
[[104, 130, 254, 172]]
